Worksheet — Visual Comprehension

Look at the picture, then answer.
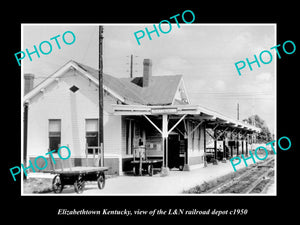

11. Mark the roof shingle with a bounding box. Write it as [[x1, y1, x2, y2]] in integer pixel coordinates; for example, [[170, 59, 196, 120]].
[[74, 61, 183, 106]]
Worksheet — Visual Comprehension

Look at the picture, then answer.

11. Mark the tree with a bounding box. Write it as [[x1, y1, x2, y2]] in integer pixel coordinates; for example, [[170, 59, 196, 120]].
[[243, 115, 272, 143]]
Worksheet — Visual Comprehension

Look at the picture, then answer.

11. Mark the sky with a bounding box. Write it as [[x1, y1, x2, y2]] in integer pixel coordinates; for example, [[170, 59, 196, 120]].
[[22, 24, 276, 133]]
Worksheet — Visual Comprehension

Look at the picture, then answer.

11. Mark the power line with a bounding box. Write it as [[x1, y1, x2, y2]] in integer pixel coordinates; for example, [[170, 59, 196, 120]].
[[189, 92, 274, 98], [188, 91, 273, 95]]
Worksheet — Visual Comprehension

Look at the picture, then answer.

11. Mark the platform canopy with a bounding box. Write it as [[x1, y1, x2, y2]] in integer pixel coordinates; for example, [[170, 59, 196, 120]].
[[112, 104, 261, 133]]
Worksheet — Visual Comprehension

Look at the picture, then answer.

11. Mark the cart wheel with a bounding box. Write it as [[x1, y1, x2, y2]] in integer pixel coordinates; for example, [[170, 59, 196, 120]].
[[179, 165, 184, 171], [147, 164, 153, 176], [97, 172, 105, 190], [74, 176, 85, 194], [52, 175, 64, 193]]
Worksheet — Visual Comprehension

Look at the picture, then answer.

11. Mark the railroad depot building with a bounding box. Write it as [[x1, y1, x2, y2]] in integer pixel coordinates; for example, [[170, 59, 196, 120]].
[[23, 59, 260, 175]]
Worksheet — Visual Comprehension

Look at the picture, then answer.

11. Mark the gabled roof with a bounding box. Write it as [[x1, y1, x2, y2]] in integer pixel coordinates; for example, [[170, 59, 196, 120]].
[[74, 61, 146, 105], [119, 75, 183, 105], [74, 61, 185, 105], [24, 60, 186, 106]]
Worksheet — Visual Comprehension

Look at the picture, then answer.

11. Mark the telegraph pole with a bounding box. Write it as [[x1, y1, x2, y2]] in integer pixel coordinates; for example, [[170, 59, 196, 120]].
[[23, 102, 28, 179], [127, 54, 138, 78], [98, 26, 104, 166]]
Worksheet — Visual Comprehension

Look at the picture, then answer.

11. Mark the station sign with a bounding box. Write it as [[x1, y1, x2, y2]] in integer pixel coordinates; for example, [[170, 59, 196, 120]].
[[151, 108, 178, 114]]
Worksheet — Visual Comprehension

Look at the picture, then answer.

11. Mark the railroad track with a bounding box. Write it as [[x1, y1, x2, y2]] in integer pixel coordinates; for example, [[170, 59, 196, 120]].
[[205, 157, 275, 194]]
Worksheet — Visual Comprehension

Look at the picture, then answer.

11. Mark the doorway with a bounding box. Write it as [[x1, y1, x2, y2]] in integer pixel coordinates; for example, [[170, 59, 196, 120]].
[[168, 133, 186, 170]]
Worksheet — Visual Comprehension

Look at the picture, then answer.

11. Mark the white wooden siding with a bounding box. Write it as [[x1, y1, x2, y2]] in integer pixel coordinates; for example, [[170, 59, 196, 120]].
[[27, 69, 122, 160]]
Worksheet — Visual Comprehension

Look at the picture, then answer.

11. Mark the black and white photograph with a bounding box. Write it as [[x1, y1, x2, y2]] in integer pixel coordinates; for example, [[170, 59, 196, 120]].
[[20, 24, 276, 196]]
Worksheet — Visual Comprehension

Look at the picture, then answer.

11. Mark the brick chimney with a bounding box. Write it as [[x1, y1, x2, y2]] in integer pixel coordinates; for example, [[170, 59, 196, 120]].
[[143, 59, 152, 87], [24, 73, 34, 95]]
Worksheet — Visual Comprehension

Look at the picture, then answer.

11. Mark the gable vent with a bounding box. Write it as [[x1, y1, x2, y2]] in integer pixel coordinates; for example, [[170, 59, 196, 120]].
[[69, 85, 79, 93]]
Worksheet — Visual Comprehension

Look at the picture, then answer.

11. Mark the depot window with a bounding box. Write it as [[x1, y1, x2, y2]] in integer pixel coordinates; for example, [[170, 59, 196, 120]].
[[86, 119, 99, 154], [49, 119, 61, 152]]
